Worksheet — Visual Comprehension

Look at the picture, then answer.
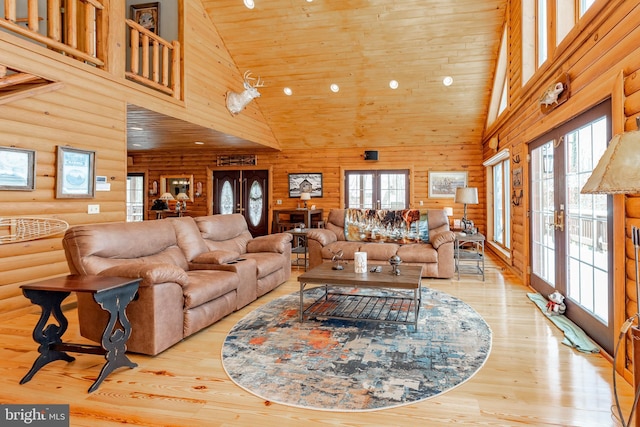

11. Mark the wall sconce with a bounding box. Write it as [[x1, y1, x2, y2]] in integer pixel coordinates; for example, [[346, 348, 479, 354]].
[[300, 192, 311, 209], [444, 206, 454, 228], [149, 180, 158, 196], [195, 181, 203, 197]]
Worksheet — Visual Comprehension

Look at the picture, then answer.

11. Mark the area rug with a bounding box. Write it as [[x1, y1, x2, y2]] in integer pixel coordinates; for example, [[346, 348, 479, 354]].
[[221, 287, 492, 412]]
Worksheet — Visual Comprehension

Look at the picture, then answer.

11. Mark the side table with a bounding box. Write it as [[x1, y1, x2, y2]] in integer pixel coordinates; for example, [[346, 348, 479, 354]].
[[287, 228, 309, 270], [20, 275, 140, 392], [454, 232, 485, 281]]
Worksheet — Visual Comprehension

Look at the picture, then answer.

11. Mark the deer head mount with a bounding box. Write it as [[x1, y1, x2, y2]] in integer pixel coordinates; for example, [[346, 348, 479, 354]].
[[226, 70, 264, 115]]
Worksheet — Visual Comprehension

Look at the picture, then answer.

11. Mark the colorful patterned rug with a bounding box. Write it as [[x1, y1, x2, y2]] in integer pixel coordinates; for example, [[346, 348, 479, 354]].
[[221, 287, 492, 412]]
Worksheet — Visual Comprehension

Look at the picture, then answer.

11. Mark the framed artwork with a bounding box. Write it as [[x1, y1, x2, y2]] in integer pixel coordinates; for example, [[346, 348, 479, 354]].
[[512, 167, 523, 188], [288, 173, 323, 198], [428, 171, 468, 198], [56, 146, 95, 198], [130, 2, 159, 35], [0, 146, 36, 191]]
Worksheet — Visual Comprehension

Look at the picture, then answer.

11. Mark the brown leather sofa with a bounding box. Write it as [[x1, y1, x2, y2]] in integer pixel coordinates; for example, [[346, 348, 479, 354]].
[[306, 209, 455, 278], [62, 214, 291, 355]]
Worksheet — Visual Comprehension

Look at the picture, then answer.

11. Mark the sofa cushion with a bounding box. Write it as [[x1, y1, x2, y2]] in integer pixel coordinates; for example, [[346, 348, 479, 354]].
[[320, 241, 366, 260], [192, 250, 241, 264], [243, 252, 286, 278], [99, 263, 189, 287], [396, 244, 438, 263], [170, 217, 209, 261], [182, 270, 239, 309], [195, 214, 253, 254], [360, 243, 400, 260], [326, 209, 346, 241]]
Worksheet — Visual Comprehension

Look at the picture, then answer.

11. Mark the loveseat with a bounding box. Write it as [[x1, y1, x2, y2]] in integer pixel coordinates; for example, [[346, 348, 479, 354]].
[[62, 214, 291, 355], [306, 209, 455, 278]]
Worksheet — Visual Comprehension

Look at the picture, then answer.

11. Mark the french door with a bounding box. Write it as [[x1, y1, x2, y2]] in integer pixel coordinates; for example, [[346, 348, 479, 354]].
[[529, 100, 613, 354], [212, 170, 269, 236]]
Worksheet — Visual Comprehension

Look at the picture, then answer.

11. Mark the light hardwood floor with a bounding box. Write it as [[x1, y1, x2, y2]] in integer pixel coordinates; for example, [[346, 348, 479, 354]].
[[0, 254, 635, 427]]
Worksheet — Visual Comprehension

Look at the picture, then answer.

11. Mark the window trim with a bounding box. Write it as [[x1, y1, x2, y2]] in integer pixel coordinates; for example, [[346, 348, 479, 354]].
[[340, 165, 415, 210], [483, 149, 512, 258]]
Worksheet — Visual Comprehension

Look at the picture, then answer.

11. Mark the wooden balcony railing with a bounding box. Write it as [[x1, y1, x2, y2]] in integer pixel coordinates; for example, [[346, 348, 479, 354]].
[[0, 0, 105, 67], [125, 19, 181, 99], [1, 1, 182, 100]]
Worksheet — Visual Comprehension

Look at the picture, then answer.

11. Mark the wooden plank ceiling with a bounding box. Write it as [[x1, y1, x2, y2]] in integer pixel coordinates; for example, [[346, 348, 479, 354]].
[[129, 0, 506, 152]]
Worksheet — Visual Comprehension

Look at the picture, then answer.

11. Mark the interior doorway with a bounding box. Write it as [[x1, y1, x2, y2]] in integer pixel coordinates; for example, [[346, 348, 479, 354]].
[[212, 169, 269, 236]]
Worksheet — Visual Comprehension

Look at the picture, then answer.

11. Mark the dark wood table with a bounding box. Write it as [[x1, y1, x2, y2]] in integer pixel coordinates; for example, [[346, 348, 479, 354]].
[[20, 275, 140, 393], [297, 262, 423, 328], [273, 208, 323, 231]]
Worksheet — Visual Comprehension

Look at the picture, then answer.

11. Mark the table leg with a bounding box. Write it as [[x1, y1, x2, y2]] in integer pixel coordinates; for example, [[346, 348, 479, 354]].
[[20, 290, 75, 385], [299, 282, 305, 322], [89, 281, 139, 393]]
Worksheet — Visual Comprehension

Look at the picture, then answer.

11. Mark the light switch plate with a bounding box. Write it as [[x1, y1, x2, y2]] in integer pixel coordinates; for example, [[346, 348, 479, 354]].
[[88, 204, 100, 214]]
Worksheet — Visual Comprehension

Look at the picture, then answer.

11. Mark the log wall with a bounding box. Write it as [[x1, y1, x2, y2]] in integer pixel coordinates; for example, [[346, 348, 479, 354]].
[[0, 1, 275, 319], [485, 0, 640, 379]]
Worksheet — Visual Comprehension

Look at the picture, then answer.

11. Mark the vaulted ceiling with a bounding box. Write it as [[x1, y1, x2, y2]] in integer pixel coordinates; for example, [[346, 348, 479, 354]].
[[129, 0, 507, 152]]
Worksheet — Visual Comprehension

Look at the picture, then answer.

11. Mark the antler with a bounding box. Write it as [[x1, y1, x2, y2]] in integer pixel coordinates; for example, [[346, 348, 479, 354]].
[[243, 70, 264, 88]]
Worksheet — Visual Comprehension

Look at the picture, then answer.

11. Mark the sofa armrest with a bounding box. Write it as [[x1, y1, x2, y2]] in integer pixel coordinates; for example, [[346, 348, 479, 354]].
[[306, 228, 338, 246], [429, 231, 456, 249], [98, 263, 189, 287], [246, 233, 292, 254], [191, 250, 240, 265]]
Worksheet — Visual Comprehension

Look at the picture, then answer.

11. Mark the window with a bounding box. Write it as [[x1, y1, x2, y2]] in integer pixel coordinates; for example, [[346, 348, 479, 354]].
[[487, 26, 508, 125], [126, 174, 144, 222], [345, 170, 409, 209], [483, 150, 511, 253]]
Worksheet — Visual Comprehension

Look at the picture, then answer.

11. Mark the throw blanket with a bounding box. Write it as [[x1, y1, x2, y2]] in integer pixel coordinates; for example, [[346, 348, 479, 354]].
[[344, 208, 429, 244]]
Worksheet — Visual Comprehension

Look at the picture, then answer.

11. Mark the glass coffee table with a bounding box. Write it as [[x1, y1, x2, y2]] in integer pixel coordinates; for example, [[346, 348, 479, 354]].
[[297, 262, 423, 328]]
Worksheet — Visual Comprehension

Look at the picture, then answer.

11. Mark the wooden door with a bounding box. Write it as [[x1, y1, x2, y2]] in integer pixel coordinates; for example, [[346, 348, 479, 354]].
[[212, 170, 268, 236]]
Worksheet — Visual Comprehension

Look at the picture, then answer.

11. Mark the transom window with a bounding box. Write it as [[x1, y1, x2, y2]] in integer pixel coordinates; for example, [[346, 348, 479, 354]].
[[345, 170, 409, 209]]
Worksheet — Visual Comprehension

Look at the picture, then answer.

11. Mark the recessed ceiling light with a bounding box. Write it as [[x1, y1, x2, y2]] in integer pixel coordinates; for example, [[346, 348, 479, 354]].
[[306, 0, 313, 2], [330, 83, 340, 93], [283, 87, 293, 96], [389, 80, 399, 89], [194, 141, 204, 145], [244, 0, 255, 9], [443, 76, 454, 86], [129, 126, 143, 131]]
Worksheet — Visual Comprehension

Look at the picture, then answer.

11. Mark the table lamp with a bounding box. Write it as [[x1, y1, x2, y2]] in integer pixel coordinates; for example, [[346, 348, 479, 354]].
[[454, 187, 478, 231], [300, 192, 311, 209], [176, 192, 189, 211]]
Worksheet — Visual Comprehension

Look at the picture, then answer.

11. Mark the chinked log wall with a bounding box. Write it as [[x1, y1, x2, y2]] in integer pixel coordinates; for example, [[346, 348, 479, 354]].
[[485, 0, 640, 380]]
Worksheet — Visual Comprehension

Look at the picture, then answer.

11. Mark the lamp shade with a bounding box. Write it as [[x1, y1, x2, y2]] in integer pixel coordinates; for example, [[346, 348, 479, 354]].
[[581, 130, 640, 194], [454, 187, 478, 204], [159, 192, 175, 201], [444, 207, 454, 216], [300, 192, 312, 201], [176, 192, 189, 201]]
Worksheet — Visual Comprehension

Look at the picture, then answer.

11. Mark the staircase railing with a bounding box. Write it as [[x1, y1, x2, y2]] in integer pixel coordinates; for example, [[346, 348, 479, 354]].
[[125, 19, 181, 99]]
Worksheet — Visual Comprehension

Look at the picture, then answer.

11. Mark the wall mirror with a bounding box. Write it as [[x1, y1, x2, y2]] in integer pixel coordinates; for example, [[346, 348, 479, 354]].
[[160, 174, 194, 201]]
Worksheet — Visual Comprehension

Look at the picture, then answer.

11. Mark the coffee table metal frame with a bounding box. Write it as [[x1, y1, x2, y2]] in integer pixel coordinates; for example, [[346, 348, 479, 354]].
[[297, 263, 422, 328]]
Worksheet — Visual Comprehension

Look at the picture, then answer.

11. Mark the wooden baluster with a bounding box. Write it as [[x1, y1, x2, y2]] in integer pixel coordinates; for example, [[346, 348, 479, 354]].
[[47, 0, 61, 42], [27, 0, 38, 31], [172, 41, 181, 99], [162, 45, 169, 87], [5, 0, 16, 22], [152, 40, 159, 83], [141, 35, 149, 78], [83, 2, 96, 57], [130, 29, 139, 75], [66, 0, 77, 49]]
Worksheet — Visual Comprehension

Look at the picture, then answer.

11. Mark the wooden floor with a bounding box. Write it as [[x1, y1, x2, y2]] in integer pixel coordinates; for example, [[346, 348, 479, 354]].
[[0, 254, 635, 427]]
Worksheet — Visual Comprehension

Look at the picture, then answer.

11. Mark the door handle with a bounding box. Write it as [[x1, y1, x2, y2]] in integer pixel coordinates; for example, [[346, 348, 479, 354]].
[[553, 210, 564, 231]]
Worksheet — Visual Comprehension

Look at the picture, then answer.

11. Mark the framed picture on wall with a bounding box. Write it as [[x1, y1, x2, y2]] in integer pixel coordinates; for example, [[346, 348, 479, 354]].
[[288, 173, 323, 198], [0, 146, 36, 191], [428, 171, 468, 198], [56, 146, 95, 198], [130, 2, 160, 35]]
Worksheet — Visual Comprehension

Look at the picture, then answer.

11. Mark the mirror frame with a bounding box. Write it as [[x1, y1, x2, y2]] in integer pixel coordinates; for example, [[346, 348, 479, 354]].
[[160, 174, 194, 201]]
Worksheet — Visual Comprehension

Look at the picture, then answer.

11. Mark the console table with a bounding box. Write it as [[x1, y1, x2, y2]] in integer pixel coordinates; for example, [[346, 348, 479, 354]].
[[20, 275, 140, 392], [273, 208, 323, 231], [454, 232, 485, 281]]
